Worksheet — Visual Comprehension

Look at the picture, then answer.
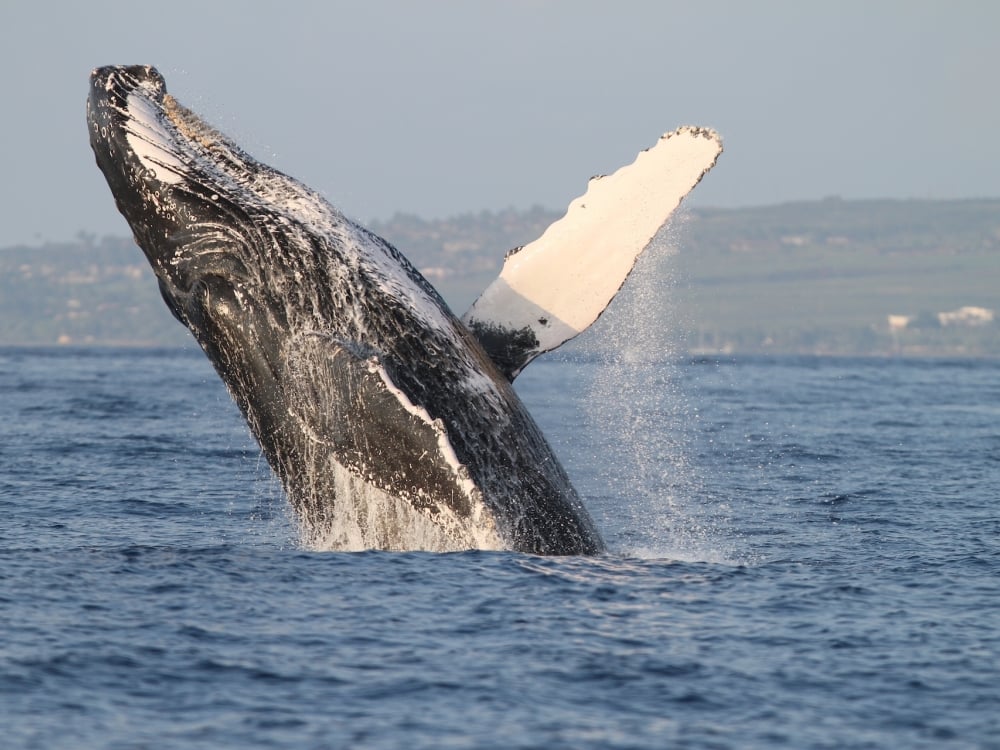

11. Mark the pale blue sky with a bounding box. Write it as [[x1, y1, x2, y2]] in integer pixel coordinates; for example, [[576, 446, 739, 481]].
[[0, 0, 997, 246]]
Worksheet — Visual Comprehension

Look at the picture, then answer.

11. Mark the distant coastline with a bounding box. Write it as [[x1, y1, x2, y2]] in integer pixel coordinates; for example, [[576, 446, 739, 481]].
[[2, 198, 998, 356]]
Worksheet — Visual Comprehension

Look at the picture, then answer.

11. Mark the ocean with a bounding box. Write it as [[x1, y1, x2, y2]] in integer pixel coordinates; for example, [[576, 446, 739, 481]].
[[1, 346, 998, 749]]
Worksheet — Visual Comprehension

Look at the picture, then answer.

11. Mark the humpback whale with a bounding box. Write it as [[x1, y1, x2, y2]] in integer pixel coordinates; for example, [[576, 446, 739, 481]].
[[86, 65, 721, 555]]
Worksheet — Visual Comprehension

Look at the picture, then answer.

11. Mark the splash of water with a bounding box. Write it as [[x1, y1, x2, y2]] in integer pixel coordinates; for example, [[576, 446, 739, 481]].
[[293, 457, 504, 553], [578, 212, 739, 564]]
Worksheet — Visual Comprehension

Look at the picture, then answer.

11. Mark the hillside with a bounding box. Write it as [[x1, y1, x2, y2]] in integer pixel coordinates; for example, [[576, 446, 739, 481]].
[[1, 198, 998, 355], [675, 198, 1000, 355]]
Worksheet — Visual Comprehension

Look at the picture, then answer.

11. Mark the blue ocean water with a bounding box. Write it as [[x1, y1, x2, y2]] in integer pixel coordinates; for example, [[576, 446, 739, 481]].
[[1, 346, 998, 749]]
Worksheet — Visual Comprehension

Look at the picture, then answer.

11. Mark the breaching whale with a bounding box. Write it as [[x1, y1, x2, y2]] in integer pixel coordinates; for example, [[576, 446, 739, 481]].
[[86, 65, 721, 555]]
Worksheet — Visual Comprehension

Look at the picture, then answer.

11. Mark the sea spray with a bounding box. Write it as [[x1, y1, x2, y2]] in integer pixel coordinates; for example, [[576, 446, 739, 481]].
[[576, 213, 737, 562]]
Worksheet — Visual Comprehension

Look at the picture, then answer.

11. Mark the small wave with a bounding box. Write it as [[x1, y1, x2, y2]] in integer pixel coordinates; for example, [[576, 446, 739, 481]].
[[622, 544, 745, 566]]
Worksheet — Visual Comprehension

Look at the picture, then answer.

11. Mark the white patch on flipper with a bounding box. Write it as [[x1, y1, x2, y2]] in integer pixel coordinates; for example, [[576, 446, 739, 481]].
[[125, 92, 186, 184], [463, 126, 722, 356]]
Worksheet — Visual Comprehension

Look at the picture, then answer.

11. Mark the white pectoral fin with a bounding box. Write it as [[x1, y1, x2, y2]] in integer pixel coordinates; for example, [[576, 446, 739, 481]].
[[463, 126, 722, 380]]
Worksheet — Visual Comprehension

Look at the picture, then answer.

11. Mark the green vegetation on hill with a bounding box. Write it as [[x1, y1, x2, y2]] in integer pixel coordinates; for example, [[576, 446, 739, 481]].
[[673, 198, 1000, 355], [0, 235, 189, 347], [1, 198, 998, 355]]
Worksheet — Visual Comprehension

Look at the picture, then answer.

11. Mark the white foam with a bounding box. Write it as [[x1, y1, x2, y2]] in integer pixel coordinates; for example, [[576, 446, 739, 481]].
[[302, 458, 504, 552]]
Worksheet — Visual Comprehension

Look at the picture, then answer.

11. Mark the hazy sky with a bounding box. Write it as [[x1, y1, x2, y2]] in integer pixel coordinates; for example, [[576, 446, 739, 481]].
[[0, 1, 997, 246]]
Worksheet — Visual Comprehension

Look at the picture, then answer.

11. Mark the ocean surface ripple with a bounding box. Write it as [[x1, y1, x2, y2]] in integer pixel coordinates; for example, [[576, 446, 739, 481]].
[[1, 347, 998, 749]]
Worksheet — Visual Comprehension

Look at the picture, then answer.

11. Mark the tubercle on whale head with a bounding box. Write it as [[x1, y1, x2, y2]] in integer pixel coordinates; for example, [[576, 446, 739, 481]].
[[91, 64, 165, 98]]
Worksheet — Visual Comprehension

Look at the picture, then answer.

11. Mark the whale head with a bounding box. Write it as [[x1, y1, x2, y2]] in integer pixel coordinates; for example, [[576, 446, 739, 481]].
[[87, 65, 348, 334], [86, 65, 382, 475]]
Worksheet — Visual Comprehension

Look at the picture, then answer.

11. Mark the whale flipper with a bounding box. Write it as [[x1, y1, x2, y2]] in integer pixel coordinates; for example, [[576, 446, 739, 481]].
[[463, 126, 722, 380]]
